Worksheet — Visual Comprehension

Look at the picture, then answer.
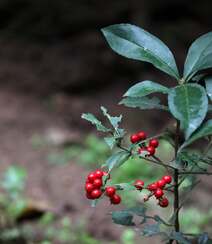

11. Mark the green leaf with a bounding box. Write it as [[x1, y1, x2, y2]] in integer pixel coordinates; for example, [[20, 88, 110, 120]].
[[180, 120, 212, 149], [101, 106, 122, 130], [104, 137, 116, 149], [102, 24, 179, 79], [128, 206, 147, 217], [81, 113, 110, 132], [142, 224, 161, 237], [192, 73, 206, 82], [153, 215, 169, 225], [120, 96, 168, 110], [168, 84, 208, 139], [198, 233, 209, 244], [124, 80, 169, 97], [169, 232, 191, 244], [106, 151, 130, 172], [112, 210, 135, 226], [114, 182, 135, 191], [205, 77, 212, 101], [184, 32, 212, 81], [177, 151, 212, 167]]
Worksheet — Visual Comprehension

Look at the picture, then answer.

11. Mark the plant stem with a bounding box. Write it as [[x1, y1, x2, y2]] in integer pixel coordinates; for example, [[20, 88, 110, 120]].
[[179, 171, 212, 175], [170, 120, 180, 244]]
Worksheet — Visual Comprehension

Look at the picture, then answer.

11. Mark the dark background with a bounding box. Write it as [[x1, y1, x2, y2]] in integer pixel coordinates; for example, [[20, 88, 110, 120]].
[[0, 0, 211, 95]]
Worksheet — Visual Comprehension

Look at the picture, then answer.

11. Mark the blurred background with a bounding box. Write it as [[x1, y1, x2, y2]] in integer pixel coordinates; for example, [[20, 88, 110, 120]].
[[0, 0, 211, 243]]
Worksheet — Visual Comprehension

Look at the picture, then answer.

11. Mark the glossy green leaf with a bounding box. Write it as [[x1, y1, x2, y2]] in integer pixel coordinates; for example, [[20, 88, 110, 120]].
[[184, 32, 212, 81], [124, 80, 169, 97], [192, 73, 206, 82], [181, 120, 212, 149], [169, 232, 191, 244], [114, 183, 135, 191], [120, 96, 168, 110], [112, 211, 135, 226], [102, 24, 179, 79], [106, 151, 130, 172], [101, 106, 122, 129], [198, 233, 209, 244], [205, 77, 212, 101], [168, 84, 208, 139], [142, 224, 161, 237], [128, 206, 147, 217], [104, 136, 116, 149], [81, 113, 110, 132]]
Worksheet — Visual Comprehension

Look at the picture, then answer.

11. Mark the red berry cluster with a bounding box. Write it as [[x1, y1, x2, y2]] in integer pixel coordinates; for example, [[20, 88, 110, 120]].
[[105, 186, 121, 204], [85, 169, 121, 204], [133, 175, 172, 208], [130, 131, 159, 157]]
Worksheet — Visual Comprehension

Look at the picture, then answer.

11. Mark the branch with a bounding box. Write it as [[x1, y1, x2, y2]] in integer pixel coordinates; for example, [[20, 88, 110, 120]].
[[179, 171, 212, 175], [138, 155, 175, 170]]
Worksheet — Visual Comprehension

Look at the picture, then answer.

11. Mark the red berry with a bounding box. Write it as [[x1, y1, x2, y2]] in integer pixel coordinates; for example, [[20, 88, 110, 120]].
[[110, 194, 121, 204], [159, 197, 169, 207], [93, 178, 102, 189], [105, 186, 116, 197], [163, 175, 172, 184], [87, 173, 96, 183], [154, 189, 164, 199], [95, 170, 103, 178], [130, 134, 140, 143], [91, 189, 102, 199], [137, 131, 147, 141], [85, 183, 94, 193], [86, 192, 95, 199], [147, 146, 155, 156], [149, 139, 159, 148], [134, 180, 144, 190], [157, 179, 166, 189], [147, 183, 158, 191]]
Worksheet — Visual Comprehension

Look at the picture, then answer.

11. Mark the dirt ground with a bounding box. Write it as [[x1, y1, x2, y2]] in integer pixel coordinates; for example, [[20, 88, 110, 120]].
[[0, 85, 211, 244]]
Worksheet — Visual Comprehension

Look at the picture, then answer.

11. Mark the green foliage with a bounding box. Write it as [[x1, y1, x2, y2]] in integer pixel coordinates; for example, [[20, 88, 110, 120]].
[[180, 120, 212, 149], [82, 23, 212, 243], [205, 77, 212, 101], [112, 210, 135, 226], [198, 233, 209, 244], [120, 96, 168, 110], [168, 232, 190, 244], [168, 84, 208, 139], [81, 113, 110, 132], [102, 24, 179, 79], [183, 32, 212, 81], [123, 80, 169, 97], [105, 151, 130, 172]]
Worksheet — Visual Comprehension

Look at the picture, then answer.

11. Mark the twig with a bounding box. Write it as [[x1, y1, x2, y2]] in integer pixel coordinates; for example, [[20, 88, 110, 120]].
[[138, 156, 175, 170], [179, 171, 212, 175]]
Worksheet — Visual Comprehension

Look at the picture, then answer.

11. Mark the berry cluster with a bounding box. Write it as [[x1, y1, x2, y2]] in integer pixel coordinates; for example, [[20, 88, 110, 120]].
[[133, 175, 172, 208], [85, 169, 121, 204], [130, 131, 159, 156]]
